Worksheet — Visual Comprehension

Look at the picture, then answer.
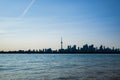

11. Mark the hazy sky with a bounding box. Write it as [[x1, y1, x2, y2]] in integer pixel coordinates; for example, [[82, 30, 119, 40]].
[[0, 0, 120, 50]]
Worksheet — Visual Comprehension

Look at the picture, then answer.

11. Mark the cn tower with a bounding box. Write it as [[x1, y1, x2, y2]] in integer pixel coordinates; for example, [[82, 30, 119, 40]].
[[61, 37, 63, 50]]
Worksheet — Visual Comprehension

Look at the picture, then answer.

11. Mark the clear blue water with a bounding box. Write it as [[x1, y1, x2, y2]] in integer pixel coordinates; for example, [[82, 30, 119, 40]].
[[0, 54, 120, 80]]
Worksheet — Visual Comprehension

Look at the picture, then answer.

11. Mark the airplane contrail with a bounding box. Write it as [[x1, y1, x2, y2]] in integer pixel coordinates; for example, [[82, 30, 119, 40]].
[[20, 0, 36, 18]]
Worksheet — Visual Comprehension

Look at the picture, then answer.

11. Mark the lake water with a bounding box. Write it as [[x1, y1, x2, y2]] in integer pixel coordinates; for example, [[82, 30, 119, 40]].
[[0, 54, 120, 80]]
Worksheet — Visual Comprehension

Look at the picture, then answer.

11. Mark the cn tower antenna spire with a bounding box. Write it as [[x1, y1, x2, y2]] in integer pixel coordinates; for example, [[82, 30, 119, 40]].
[[61, 37, 63, 49]]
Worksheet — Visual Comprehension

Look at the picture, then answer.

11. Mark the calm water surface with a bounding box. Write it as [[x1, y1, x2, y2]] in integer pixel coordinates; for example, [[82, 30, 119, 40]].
[[0, 54, 120, 80]]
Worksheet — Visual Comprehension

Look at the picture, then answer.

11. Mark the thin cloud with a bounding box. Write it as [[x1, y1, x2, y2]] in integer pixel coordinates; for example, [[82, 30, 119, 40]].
[[20, 0, 36, 18]]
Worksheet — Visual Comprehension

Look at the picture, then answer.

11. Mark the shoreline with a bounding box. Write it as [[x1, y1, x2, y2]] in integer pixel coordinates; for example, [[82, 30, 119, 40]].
[[0, 52, 120, 54]]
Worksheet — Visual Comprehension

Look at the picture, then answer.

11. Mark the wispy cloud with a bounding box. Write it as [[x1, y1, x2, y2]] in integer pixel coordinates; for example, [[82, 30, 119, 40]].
[[20, 0, 36, 18]]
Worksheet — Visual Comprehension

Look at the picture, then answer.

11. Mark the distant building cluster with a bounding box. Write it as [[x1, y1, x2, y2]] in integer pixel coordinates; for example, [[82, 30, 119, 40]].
[[0, 38, 120, 53], [59, 44, 120, 53]]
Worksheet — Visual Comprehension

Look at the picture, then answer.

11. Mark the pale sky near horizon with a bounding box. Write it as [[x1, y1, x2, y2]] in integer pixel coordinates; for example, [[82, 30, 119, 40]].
[[0, 0, 120, 51]]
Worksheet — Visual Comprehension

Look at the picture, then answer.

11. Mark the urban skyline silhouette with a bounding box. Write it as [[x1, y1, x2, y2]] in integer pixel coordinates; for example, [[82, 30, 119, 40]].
[[0, 38, 120, 53]]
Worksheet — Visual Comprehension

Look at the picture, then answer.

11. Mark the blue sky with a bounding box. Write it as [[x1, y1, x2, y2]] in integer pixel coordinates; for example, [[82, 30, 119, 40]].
[[0, 0, 120, 50]]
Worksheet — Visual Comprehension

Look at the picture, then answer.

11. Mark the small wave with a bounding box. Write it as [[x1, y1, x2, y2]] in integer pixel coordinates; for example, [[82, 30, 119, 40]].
[[0, 65, 18, 71], [0, 65, 4, 67], [0, 64, 19, 68], [21, 68, 33, 70], [0, 67, 15, 71], [51, 63, 80, 70], [27, 60, 42, 63], [54, 76, 80, 80]]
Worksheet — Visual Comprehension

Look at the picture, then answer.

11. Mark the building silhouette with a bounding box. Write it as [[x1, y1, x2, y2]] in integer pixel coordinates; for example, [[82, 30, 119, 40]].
[[0, 38, 120, 53]]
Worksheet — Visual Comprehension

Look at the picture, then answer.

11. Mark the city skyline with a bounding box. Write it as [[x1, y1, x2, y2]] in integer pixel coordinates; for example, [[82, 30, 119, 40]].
[[0, 42, 120, 53], [0, 0, 120, 50], [0, 37, 120, 53]]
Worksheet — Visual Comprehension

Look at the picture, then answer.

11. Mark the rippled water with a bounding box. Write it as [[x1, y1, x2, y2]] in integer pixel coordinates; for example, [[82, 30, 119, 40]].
[[0, 54, 120, 80]]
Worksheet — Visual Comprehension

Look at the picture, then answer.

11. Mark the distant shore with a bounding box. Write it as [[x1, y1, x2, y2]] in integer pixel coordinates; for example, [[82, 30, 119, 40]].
[[0, 52, 120, 54]]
